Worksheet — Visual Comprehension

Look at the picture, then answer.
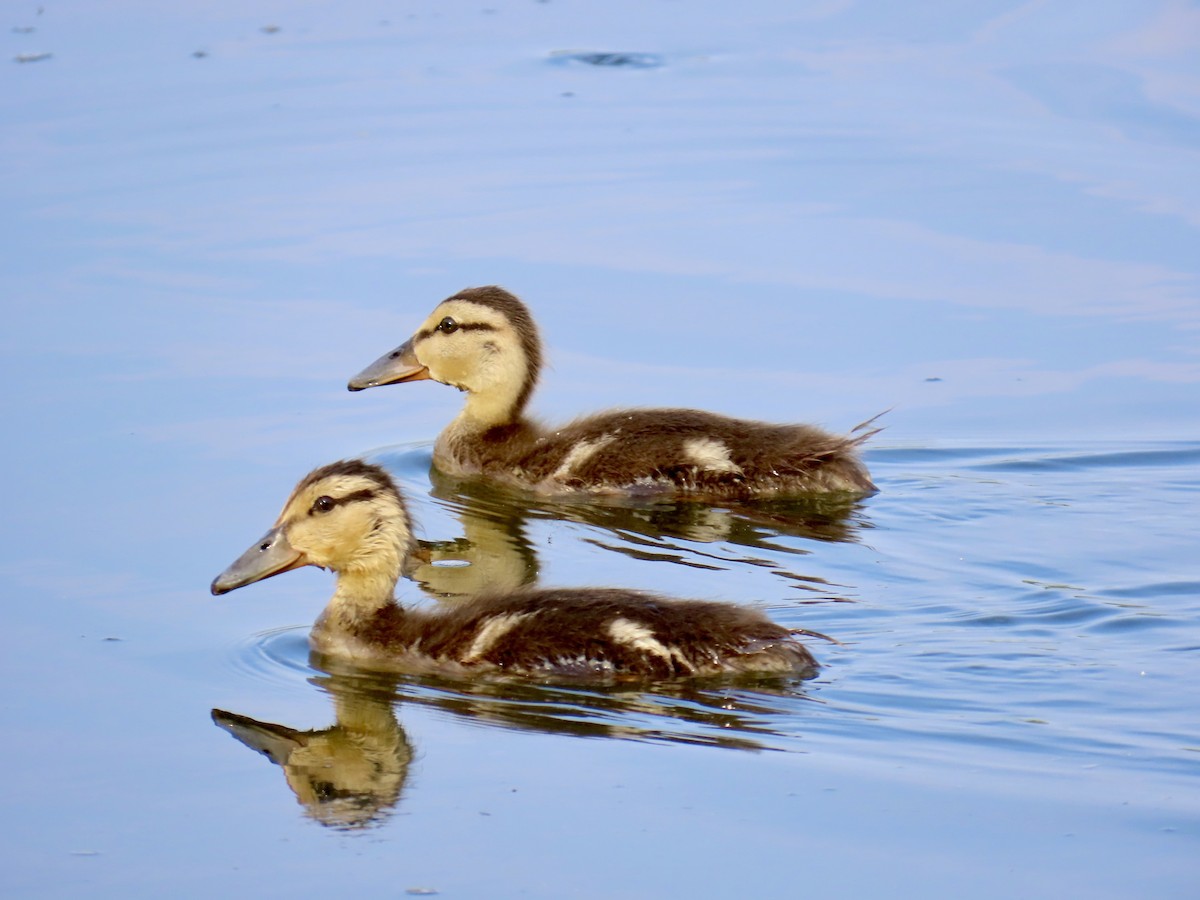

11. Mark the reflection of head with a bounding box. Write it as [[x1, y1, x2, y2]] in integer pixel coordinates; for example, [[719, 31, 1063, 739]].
[[213, 688, 412, 830], [410, 472, 540, 600]]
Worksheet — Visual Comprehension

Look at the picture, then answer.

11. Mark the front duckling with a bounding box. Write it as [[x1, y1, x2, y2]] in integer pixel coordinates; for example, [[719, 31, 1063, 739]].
[[211, 460, 818, 679], [348, 286, 878, 497]]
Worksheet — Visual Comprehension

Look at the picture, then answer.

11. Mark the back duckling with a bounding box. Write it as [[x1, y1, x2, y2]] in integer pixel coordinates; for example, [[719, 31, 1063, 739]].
[[348, 286, 878, 498], [211, 460, 818, 680]]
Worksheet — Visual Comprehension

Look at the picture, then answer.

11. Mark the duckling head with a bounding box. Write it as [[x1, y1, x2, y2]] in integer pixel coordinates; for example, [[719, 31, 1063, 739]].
[[348, 286, 542, 427], [211, 460, 415, 607]]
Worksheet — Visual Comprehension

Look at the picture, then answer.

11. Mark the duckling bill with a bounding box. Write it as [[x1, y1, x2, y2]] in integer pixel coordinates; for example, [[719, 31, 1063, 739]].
[[211, 460, 818, 680], [348, 286, 879, 498]]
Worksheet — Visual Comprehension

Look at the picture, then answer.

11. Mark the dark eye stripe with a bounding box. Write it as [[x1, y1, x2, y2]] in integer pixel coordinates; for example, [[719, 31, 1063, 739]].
[[308, 488, 377, 515], [415, 321, 497, 341]]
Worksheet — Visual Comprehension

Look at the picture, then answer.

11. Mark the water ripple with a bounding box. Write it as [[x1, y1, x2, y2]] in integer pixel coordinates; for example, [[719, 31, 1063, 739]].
[[228, 625, 315, 689], [971, 445, 1200, 472]]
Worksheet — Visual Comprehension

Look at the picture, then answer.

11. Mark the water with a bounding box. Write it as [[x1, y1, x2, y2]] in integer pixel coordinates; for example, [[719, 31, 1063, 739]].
[[4, 1, 1198, 897]]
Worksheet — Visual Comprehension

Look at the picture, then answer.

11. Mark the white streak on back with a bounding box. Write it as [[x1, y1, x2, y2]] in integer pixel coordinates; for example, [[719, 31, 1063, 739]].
[[683, 437, 743, 475], [464, 612, 532, 661], [607, 616, 683, 666], [553, 434, 615, 479]]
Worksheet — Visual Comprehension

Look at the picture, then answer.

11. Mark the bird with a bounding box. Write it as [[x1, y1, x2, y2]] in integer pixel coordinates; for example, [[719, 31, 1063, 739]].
[[347, 286, 878, 498], [211, 460, 819, 680]]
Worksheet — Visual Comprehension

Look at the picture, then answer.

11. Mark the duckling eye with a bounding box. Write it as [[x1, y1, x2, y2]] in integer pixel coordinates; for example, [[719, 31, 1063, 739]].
[[312, 495, 335, 514], [437, 316, 458, 334]]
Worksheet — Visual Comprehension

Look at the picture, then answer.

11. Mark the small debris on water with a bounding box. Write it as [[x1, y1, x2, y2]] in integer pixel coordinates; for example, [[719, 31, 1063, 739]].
[[550, 50, 664, 69], [261, 25, 281, 34], [14, 52, 51, 63], [405, 889, 439, 896], [924, 376, 943, 382]]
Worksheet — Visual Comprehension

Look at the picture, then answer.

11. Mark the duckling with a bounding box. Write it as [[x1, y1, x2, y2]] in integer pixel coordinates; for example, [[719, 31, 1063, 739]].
[[348, 286, 878, 497], [211, 460, 818, 679]]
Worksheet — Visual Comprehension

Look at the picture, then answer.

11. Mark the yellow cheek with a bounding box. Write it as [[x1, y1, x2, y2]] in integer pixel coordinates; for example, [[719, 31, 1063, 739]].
[[428, 348, 474, 388]]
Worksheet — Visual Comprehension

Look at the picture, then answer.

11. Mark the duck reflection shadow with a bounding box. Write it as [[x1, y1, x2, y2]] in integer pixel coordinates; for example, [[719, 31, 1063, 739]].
[[213, 675, 412, 830], [405, 463, 871, 600], [213, 656, 818, 829]]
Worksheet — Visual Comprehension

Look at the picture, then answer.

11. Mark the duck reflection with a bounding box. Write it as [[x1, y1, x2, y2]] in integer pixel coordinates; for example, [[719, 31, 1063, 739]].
[[429, 464, 869, 549], [311, 653, 816, 751], [212, 676, 412, 830], [400, 459, 869, 601], [405, 477, 539, 600], [385, 671, 812, 752], [213, 657, 819, 828]]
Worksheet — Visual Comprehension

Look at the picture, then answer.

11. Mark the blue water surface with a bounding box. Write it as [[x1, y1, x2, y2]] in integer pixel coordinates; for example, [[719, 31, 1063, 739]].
[[3, 1, 1198, 897]]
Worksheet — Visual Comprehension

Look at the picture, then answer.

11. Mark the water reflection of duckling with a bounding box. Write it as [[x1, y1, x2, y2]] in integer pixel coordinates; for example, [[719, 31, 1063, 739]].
[[406, 467, 861, 603], [406, 487, 538, 601], [211, 460, 819, 679], [426, 462, 868, 555], [348, 286, 878, 498], [213, 680, 411, 830]]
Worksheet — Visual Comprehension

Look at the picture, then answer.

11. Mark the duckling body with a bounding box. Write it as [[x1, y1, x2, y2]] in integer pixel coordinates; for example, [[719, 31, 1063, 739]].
[[438, 407, 873, 497], [348, 286, 877, 498], [314, 586, 812, 679], [212, 460, 817, 680]]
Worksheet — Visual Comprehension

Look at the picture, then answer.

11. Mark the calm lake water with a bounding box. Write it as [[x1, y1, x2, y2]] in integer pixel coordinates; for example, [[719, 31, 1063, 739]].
[[4, 1, 1198, 897]]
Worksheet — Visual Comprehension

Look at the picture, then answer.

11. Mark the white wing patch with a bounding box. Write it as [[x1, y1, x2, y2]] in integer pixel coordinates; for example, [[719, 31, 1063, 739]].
[[464, 612, 532, 661], [683, 437, 744, 475], [553, 434, 616, 479], [606, 617, 691, 671]]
